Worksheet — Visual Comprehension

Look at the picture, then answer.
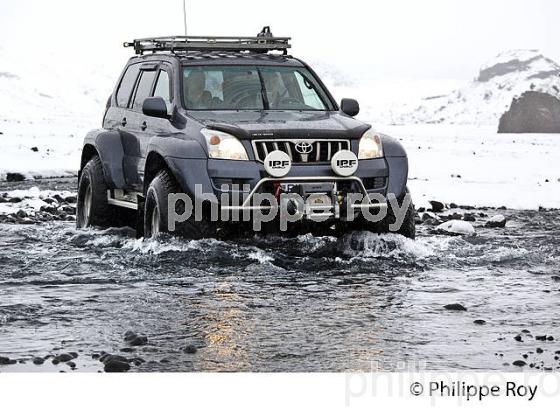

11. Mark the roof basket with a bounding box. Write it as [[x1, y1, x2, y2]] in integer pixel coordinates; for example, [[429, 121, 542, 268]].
[[124, 26, 291, 55]]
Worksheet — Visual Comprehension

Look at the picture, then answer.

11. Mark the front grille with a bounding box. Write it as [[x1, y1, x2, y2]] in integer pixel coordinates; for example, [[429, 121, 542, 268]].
[[252, 139, 351, 163]]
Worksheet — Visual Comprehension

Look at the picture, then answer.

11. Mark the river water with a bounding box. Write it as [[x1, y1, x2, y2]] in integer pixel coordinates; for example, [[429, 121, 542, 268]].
[[1, 180, 560, 372]]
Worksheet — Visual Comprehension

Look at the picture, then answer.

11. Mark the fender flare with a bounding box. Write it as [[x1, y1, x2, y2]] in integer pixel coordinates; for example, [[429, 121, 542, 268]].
[[145, 135, 213, 199], [81, 129, 126, 188], [380, 134, 409, 199]]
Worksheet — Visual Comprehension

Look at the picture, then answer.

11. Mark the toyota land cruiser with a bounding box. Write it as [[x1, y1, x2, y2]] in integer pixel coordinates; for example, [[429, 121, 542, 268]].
[[76, 27, 415, 239]]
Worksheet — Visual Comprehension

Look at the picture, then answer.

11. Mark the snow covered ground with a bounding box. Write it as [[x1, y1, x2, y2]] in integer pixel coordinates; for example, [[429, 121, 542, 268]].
[[374, 125, 560, 210]]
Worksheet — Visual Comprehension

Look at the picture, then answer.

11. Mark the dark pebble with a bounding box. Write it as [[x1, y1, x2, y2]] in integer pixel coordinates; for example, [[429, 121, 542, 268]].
[[0, 356, 17, 365], [473, 319, 486, 325], [547, 336, 554, 341], [514, 335, 523, 342], [535, 335, 547, 341], [184, 344, 198, 354], [66, 361, 76, 368], [120, 347, 136, 353], [521, 329, 531, 334], [52, 359, 60, 365], [31, 146, 38, 152], [62, 205, 76, 215], [32, 357, 45, 365], [536, 348, 544, 354], [124, 330, 137, 341], [91, 353, 100, 360], [443, 303, 467, 311], [429, 200, 445, 213], [463, 213, 476, 222], [55, 353, 74, 362], [523, 354, 528, 359], [103, 355, 131, 373], [129, 336, 148, 346], [512, 360, 527, 367]]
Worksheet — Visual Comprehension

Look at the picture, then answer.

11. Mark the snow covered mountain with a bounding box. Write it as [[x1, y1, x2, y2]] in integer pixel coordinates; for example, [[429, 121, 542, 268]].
[[397, 50, 560, 126]]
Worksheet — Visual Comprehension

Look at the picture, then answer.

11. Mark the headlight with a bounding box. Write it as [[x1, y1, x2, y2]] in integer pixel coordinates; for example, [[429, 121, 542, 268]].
[[201, 128, 249, 160], [358, 129, 383, 159]]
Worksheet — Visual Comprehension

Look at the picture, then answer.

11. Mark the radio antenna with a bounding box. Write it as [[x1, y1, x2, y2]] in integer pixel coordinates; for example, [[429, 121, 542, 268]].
[[182, 0, 187, 36]]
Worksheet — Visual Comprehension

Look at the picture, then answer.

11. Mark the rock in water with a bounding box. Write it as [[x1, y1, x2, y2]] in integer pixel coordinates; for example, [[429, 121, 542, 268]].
[[32, 357, 45, 365], [499, 91, 560, 133], [512, 360, 527, 367], [54, 353, 74, 362], [124, 331, 148, 346], [184, 344, 198, 354], [436, 220, 475, 236], [444, 303, 467, 311], [473, 319, 486, 325], [486, 214, 507, 228], [103, 355, 131, 373], [429, 200, 445, 213], [0, 356, 17, 365]]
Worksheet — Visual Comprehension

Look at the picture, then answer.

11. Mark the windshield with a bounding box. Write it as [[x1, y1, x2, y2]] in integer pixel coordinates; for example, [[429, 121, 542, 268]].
[[182, 65, 332, 111]]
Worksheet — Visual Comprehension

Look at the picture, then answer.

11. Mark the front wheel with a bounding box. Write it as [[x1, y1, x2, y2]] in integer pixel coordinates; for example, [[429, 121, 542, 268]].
[[360, 190, 416, 239], [143, 169, 216, 239]]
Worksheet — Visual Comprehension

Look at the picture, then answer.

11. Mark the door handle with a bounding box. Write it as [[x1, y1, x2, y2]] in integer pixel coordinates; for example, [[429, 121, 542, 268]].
[[141, 121, 147, 131], [121, 117, 127, 127]]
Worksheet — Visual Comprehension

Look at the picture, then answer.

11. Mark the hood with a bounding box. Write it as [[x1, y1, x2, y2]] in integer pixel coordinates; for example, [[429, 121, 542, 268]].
[[187, 110, 370, 140]]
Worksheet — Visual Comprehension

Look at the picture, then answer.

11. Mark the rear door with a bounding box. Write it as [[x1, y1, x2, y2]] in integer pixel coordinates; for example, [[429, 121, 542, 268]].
[[126, 64, 159, 189]]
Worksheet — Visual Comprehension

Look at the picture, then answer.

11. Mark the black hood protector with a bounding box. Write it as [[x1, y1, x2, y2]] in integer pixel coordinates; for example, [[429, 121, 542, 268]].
[[188, 110, 370, 140]]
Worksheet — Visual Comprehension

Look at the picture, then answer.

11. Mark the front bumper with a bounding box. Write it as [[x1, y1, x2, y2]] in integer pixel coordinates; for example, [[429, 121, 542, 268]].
[[166, 155, 407, 213]]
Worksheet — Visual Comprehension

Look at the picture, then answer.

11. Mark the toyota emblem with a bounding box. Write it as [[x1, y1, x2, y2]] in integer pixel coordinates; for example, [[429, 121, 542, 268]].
[[295, 141, 313, 154]]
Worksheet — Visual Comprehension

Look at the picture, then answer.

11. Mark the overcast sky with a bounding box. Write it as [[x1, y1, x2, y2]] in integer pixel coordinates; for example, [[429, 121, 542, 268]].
[[1, 0, 558, 81]]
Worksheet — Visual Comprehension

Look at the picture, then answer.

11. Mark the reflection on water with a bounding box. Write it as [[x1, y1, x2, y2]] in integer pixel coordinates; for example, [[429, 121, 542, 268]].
[[1, 208, 560, 372]]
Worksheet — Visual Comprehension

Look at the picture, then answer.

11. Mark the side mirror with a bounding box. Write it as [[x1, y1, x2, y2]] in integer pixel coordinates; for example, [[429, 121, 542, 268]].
[[142, 97, 169, 119], [340, 98, 360, 117]]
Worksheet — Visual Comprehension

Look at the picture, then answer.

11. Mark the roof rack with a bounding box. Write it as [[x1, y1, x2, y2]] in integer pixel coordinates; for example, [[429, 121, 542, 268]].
[[124, 26, 291, 56]]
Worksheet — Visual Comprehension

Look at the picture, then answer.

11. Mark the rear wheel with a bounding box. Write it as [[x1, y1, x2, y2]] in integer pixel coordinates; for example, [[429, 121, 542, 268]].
[[77, 156, 120, 228], [143, 169, 216, 239]]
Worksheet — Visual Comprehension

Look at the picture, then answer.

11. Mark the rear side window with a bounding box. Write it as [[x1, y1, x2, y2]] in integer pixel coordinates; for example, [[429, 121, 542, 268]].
[[132, 70, 157, 111], [153, 70, 171, 103], [116, 64, 141, 107]]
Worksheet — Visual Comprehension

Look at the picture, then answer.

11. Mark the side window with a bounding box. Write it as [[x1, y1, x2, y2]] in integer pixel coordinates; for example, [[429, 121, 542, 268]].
[[132, 70, 157, 111], [116, 64, 141, 107], [153, 70, 171, 103]]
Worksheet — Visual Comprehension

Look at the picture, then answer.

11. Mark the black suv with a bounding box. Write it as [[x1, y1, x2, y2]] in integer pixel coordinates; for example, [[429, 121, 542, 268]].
[[77, 28, 415, 239]]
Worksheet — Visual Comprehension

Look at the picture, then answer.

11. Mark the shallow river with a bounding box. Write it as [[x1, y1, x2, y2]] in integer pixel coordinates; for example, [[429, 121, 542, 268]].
[[1, 180, 560, 372]]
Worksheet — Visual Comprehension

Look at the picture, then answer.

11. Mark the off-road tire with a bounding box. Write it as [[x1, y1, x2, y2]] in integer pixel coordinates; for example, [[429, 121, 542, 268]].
[[361, 189, 416, 239], [77, 156, 121, 228], [143, 169, 216, 239]]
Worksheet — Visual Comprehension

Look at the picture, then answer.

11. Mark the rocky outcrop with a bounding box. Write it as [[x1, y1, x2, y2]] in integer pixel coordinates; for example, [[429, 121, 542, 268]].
[[498, 91, 560, 133]]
